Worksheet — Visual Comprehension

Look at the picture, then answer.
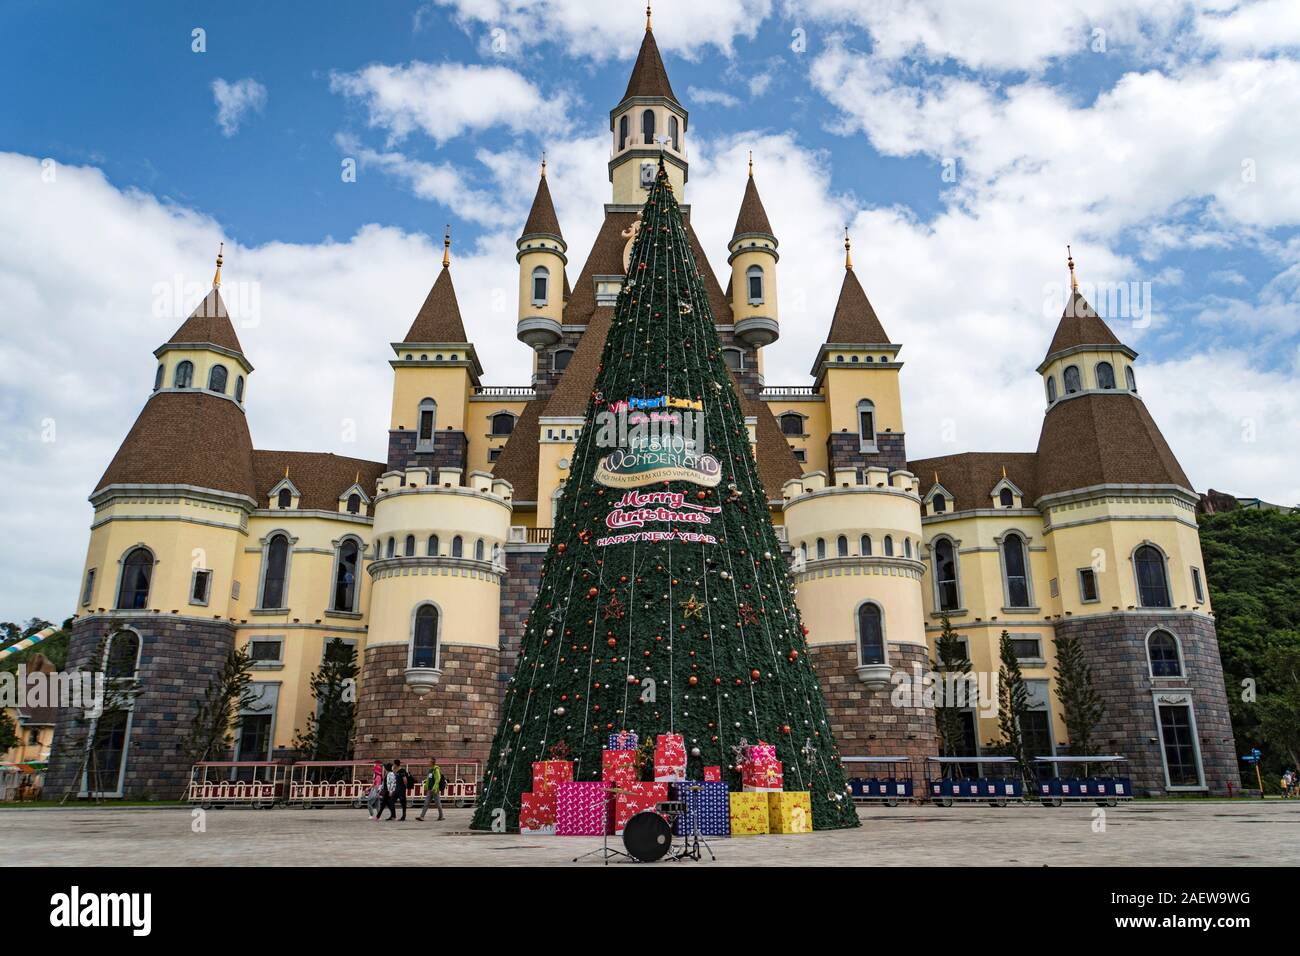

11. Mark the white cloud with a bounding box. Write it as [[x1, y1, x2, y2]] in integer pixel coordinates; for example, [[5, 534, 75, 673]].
[[422, 0, 773, 59], [211, 78, 267, 137], [1195, 0, 1300, 56], [329, 61, 570, 144], [688, 86, 741, 108]]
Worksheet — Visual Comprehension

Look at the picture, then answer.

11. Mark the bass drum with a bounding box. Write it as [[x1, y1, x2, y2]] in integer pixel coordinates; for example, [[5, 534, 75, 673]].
[[622, 811, 673, 862]]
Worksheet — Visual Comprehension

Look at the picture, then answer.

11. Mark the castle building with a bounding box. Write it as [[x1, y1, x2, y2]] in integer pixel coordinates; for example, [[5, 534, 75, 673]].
[[46, 21, 1237, 799]]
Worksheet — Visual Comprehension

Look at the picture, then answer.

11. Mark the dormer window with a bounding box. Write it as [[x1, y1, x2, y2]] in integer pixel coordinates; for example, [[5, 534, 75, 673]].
[[999, 488, 1014, 508], [932, 494, 947, 514], [346, 493, 361, 514], [277, 488, 292, 509], [746, 265, 764, 304]]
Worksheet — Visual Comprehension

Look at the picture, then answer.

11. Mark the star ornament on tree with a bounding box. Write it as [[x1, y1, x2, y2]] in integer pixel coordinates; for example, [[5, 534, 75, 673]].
[[738, 602, 759, 626], [679, 592, 705, 619], [603, 594, 626, 621]]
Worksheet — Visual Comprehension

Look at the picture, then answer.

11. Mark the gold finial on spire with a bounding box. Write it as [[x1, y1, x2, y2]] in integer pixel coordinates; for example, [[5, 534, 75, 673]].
[[442, 224, 451, 268], [355, 469, 360, 484], [646, 2, 652, 30], [213, 242, 224, 289], [284, 465, 289, 479], [844, 226, 853, 271], [1002, 464, 1008, 479], [748, 150, 753, 177], [933, 471, 940, 486], [541, 151, 547, 178], [1066, 243, 1078, 294]]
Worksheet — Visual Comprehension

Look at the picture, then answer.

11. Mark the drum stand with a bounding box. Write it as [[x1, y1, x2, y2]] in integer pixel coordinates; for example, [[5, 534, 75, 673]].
[[670, 785, 716, 862], [572, 786, 630, 865]]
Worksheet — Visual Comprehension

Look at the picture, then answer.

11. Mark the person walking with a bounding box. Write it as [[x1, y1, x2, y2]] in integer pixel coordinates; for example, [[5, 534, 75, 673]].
[[367, 760, 384, 820], [380, 761, 396, 819], [390, 758, 409, 821], [416, 757, 445, 822]]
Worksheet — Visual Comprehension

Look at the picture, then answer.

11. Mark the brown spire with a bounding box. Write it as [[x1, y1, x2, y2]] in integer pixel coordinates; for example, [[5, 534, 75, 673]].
[[730, 161, 774, 242], [403, 231, 468, 343], [163, 247, 247, 359], [1041, 250, 1124, 364], [825, 268, 890, 345], [622, 18, 678, 104], [521, 167, 564, 241]]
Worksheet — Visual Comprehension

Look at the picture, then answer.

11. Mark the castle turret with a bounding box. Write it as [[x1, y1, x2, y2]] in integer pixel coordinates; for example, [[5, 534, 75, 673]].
[[388, 227, 482, 474], [728, 155, 779, 349], [516, 159, 567, 352], [608, 9, 688, 203]]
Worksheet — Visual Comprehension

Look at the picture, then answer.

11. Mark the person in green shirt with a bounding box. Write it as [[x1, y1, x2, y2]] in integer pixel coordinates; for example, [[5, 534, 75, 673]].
[[416, 757, 445, 821]]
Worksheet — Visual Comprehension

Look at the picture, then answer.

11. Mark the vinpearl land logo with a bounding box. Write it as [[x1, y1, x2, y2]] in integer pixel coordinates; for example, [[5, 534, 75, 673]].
[[49, 886, 151, 936]]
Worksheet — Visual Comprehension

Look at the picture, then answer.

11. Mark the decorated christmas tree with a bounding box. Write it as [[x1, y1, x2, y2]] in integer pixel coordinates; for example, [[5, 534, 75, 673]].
[[472, 158, 859, 831]]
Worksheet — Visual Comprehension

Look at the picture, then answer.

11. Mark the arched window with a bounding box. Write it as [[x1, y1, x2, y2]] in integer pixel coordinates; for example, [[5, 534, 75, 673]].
[[1096, 361, 1116, 389], [115, 548, 153, 610], [837, 535, 849, 557], [641, 108, 655, 144], [904, 538, 912, 558], [532, 265, 549, 305], [260, 534, 290, 609], [491, 413, 515, 436], [332, 538, 360, 612], [474, 538, 485, 561], [208, 364, 228, 393], [451, 535, 463, 558], [385, 537, 395, 559], [1134, 545, 1171, 608], [1147, 629, 1182, 677], [1063, 365, 1081, 394], [883, 535, 894, 557], [417, 398, 437, 450], [105, 629, 141, 679], [427, 534, 439, 556], [723, 348, 743, 370], [799, 542, 807, 563], [816, 538, 826, 560], [1002, 533, 1031, 607], [934, 537, 959, 611], [404, 534, 416, 557], [999, 488, 1015, 508], [746, 265, 764, 304], [668, 115, 679, 150], [857, 603, 885, 666], [932, 494, 947, 514], [553, 348, 574, 371], [410, 604, 439, 669], [860, 534, 872, 556], [1125, 366, 1137, 391], [277, 488, 292, 509], [153, 365, 164, 391], [1046, 376, 1057, 402], [618, 114, 629, 150], [346, 493, 361, 514], [780, 413, 802, 436], [857, 399, 876, 450], [173, 360, 194, 388], [235, 375, 245, 402]]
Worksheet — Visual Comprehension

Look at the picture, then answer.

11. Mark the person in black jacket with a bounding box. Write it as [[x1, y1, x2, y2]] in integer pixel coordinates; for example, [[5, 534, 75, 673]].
[[391, 758, 409, 821]]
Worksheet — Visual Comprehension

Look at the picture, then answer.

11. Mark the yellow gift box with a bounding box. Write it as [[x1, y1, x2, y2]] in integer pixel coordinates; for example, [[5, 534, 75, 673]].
[[729, 792, 770, 836], [767, 791, 812, 834]]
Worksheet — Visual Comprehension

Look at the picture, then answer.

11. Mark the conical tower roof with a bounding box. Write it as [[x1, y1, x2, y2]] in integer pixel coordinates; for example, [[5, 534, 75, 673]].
[[521, 167, 564, 241], [403, 229, 468, 343], [162, 246, 248, 362], [731, 167, 774, 241], [826, 268, 890, 344], [621, 22, 678, 104]]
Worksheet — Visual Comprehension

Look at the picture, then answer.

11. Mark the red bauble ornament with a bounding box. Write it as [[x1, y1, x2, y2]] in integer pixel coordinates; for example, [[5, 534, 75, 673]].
[[688, 675, 698, 686], [587, 587, 599, 599], [750, 669, 761, 681], [781, 724, 791, 735], [788, 649, 799, 662], [607, 637, 617, 648]]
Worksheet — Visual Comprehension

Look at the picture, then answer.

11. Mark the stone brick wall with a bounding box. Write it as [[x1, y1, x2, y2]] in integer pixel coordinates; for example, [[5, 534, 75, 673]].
[[809, 641, 938, 767], [1055, 612, 1239, 795], [355, 642, 500, 768], [532, 329, 585, 398], [387, 429, 468, 473], [715, 327, 763, 397], [45, 614, 235, 800], [499, 544, 547, 696], [827, 431, 908, 475]]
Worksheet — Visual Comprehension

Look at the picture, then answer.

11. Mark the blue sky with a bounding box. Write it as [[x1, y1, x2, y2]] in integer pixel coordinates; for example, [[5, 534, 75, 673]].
[[2, 0, 1298, 622]]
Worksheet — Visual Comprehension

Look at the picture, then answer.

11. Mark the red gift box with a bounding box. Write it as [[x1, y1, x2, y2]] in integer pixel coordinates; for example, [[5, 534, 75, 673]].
[[613, 781, 669, 834], [532, 760, 573, 796], [741, 759, 783, 792], [602, 748, 638, 789], [654, 733, 687, 782], [703, 766, 721, 782], [519, 792, 556, 835], [555, 781, 613, 836]]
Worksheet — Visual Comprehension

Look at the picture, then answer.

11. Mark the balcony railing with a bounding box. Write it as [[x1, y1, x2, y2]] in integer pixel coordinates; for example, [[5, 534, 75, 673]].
[[527, 527, 553, 544], [759, 385, 818, 398], [474, 386, 535, 398]]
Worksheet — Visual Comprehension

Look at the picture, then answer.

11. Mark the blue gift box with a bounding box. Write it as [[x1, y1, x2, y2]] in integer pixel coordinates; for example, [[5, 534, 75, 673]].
[[607, 731, 639, 750], [671, 780, 730, 836]]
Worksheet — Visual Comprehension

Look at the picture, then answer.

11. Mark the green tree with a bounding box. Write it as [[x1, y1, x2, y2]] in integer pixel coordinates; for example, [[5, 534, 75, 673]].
[[992, 630, 1034, 789], [1255, 644, 1300, 772], [1053, 631, 1105, 756], [0, 618, 69, 675], [293, 638, 358, 762], [932, 613, 972, 761], [472, 160, 858, 831], [0, 709, 18, 755], [181, 645, 259, 772]]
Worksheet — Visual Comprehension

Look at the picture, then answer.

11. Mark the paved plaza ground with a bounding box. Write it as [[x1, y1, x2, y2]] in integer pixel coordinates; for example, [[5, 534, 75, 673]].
[[2, 800, 1297, 866]]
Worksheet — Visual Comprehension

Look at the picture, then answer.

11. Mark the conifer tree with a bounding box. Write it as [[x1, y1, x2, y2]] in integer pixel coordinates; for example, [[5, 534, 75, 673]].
[[293, 638, 359, 763], [993, 629, 1034, 789], [473, 159, 858, 830], [1052, 631, 1105, 757], [933, 613, 972, 761]]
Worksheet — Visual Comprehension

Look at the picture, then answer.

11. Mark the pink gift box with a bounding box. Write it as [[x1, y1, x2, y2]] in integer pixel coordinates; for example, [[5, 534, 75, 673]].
[[602, 748, 638, 789], [555, 781, 614, 836], [519, 792, 556, 835], [655, 733, 687, 782], [613, 782, 669, 835], [748, 741, 776, 763]]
